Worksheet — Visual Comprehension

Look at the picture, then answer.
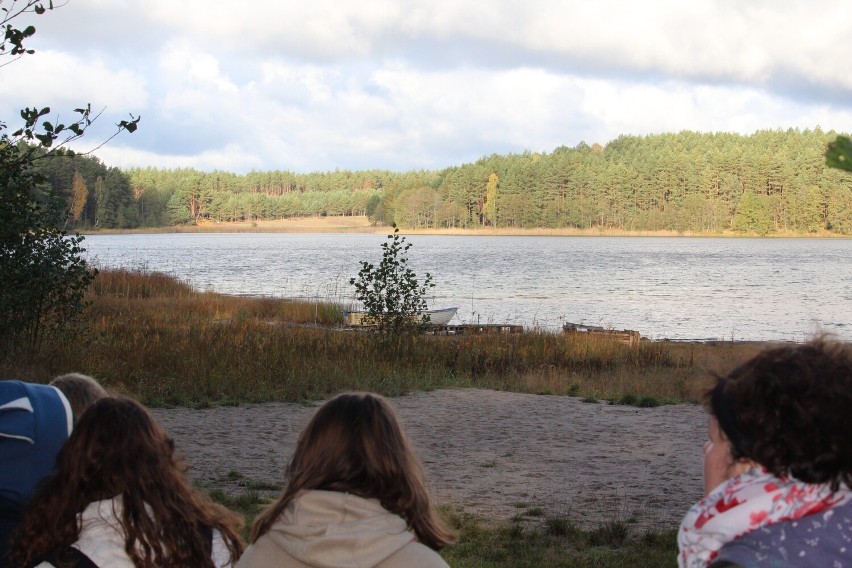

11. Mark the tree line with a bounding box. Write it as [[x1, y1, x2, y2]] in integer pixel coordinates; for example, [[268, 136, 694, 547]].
[[38, 127, 852, 235]]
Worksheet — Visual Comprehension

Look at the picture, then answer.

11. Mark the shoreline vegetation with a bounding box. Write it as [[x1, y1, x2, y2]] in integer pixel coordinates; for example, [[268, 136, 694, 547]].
[[3, 268, 767, 408], [80, 214, 851, 237]]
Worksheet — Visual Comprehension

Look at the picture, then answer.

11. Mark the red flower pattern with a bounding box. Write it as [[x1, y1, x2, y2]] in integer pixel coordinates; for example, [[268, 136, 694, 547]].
[[678, 467, 852, 568]]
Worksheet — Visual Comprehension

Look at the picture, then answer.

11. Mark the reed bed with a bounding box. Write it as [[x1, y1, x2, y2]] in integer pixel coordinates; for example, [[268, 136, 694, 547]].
[[3, 269, 765, 407]]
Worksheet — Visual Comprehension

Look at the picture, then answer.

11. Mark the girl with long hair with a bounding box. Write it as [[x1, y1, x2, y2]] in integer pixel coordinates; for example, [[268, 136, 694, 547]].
[[238, 392, 455, 568], [9, 397, 244, 568]]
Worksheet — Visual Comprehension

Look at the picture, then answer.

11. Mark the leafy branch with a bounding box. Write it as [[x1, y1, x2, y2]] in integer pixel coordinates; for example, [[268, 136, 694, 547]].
[[1, 0, 140, 160], [826, 135, 852, 173], [4, 103, 140, 168], [1, 0, 65, 67]]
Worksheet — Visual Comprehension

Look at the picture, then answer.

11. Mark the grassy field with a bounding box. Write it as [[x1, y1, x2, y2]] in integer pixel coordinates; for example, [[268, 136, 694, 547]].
[[1, 268, 766, 407]]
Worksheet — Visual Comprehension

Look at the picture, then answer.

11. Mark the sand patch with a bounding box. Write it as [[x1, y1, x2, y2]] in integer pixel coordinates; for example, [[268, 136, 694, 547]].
[[152, 389, 706, 531]]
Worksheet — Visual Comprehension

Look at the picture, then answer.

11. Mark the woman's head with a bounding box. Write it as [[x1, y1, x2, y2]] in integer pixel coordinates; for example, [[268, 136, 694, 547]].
[[252, 392, 455, 550], [287, 392, 423, 501], [704, 337, 852, 493], [11, 397, 243, 567], [60, 396, 176, 499], [49, 373, 108, 423]]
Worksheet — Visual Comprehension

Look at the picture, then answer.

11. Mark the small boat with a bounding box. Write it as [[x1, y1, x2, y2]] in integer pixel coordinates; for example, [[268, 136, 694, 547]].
[[343, 307, 458, 327], [419, 307, 458, 326]]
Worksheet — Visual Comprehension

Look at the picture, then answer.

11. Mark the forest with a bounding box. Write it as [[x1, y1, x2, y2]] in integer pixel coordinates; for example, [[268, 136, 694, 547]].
[[36, 128, 852, 235]]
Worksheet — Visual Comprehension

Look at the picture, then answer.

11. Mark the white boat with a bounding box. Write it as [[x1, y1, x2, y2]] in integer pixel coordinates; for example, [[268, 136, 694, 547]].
[[343, 307, 458, 327], [419, 307, 458, 326]]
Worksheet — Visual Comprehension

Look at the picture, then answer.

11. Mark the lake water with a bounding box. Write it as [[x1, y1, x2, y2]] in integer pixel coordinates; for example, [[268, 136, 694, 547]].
[[81, 233, 852, 342]]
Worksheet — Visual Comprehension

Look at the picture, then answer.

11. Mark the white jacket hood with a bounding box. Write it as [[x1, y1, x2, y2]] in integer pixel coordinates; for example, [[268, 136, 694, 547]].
[[264, 490, 417, 568]]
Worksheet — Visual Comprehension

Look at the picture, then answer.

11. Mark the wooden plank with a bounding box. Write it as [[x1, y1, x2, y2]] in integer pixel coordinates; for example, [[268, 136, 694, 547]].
[[563, 323, 641, 349], [429, 324, 525, 335]]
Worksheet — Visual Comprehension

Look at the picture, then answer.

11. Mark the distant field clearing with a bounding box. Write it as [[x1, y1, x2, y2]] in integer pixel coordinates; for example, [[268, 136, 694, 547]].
[[192, 215, 382, 233]]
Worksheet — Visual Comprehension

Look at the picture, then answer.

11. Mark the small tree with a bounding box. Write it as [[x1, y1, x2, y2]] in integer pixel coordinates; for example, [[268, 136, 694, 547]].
[[731, 189, 773, 235], [0, 164, 95, 351], [350, 226, 434, 335]]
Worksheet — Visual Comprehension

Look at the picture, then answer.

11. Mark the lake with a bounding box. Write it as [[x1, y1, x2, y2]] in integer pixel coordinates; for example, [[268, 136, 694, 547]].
[[81, 233, 852, 342]]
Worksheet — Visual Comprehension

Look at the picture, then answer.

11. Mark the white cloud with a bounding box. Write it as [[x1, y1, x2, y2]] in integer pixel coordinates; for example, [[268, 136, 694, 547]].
[[123, 0, 852, 91], [158, 42, 239, 93], [257, 62, 337, 104], [91, 143, 264, 173], [0, 50, 148, 111], [84, 57, 852, 174], [575, 78, 852, 140], [145, 0, 404, 58], [3, 0, 851, 173]]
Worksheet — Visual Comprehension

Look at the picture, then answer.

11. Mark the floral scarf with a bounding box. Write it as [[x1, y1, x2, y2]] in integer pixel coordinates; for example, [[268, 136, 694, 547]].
[[678, 467, 852, 568]]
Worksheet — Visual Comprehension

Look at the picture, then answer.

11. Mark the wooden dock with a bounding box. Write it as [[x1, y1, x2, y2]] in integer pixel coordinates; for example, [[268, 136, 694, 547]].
[[562, 323, 641, 349], [427, 323, 525, 335]]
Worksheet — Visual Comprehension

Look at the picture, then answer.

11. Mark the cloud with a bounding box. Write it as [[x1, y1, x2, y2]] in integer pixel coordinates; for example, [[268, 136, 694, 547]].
[[86, 58, 852, 174], [123, 1, 852, 95], [91, 143, 264, 173], [3, 0, 851, 173], [0, 49, 148, 111]]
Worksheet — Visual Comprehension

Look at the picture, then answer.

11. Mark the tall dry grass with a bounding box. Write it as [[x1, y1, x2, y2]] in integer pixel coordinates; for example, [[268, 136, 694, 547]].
[[2, 269, 765, 407]]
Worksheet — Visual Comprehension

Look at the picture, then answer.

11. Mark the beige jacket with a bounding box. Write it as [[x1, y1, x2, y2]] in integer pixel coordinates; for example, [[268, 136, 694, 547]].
[[237, 490, 449, 568]]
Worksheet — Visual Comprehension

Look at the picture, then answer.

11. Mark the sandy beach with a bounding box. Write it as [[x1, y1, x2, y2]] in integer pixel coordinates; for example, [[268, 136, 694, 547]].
[[152, 388, 707, 532]]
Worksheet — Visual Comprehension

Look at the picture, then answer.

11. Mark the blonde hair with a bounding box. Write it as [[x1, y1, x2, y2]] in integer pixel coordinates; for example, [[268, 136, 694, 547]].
[[251, 392, 455, 550], [50, 373, 108, 421]]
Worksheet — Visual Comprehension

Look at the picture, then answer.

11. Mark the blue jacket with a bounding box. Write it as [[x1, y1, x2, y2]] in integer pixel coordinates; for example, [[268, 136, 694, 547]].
[[713, 498, 852, 568], [0, 380, 73, 561]]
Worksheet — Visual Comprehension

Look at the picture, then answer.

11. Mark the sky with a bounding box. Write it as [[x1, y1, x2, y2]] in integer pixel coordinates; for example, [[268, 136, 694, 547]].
[[2, 0, 852, 174]]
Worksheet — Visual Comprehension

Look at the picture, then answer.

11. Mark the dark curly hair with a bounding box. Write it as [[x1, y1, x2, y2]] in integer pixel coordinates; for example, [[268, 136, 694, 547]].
[[709, 336, 852, 491]]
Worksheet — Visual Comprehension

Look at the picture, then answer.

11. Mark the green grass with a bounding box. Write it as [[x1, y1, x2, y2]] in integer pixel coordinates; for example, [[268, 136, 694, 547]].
[[198, 471, 281, 542], [610, 394, 672, 408], [221, 470, 282, 492], [439, 506, 678, 568]]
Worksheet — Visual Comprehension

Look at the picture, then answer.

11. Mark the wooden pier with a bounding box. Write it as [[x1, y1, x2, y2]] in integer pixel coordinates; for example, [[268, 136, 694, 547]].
[[427, 323, 525, 336], [562, 323, 641, 349]]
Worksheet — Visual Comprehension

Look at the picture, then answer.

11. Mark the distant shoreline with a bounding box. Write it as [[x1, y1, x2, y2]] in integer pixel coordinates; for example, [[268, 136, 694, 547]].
[[79, 215, 850, 238]]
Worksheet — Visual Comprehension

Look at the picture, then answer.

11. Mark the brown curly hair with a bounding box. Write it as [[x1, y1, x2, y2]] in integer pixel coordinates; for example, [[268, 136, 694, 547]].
[[709, 336, 852, 491], [251, 392, 456, 551], [9, 397, 244, 567]]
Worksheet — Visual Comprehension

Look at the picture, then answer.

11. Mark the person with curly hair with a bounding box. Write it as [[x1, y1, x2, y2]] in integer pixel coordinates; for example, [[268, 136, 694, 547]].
[[238, 392, 455, 568], [678, 337, 852, 568], [8, 397, 244, 568]]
